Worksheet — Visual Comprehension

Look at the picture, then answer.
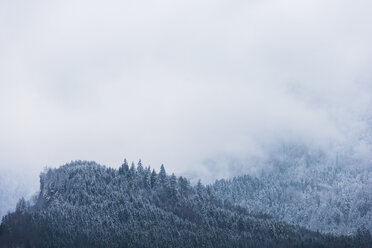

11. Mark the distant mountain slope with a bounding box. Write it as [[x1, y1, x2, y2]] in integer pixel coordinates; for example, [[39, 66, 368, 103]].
[[0, 170, 37, 219], [213, 145, 372, 235], [1, 160, 369, 248]]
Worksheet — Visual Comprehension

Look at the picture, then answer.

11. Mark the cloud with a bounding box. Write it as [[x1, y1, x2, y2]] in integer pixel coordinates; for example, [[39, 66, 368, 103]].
[[0, 0, 372, 185]]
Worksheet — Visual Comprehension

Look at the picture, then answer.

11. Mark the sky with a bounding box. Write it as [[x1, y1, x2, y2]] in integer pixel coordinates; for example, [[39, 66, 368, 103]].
[[0, 0, 372, 187]]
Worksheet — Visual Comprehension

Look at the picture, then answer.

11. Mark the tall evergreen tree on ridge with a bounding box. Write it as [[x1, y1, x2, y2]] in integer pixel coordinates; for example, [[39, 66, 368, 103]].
[[159, 164, 167, 185], [137, 159, 144, 174], [143, 167, 151, 190], [151, 169, 158, 188], [119, 159, 129, 175]]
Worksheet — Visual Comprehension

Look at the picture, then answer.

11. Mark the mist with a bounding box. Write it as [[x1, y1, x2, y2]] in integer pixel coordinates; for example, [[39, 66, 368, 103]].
[[1, 0, 372, 194]]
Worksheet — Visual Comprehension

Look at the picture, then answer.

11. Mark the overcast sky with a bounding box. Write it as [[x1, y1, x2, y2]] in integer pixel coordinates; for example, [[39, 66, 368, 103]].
[[1, 0, 372, 183]]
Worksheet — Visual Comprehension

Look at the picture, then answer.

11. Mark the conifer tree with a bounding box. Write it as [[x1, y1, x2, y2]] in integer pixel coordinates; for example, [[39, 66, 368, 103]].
[[129, 162, 136, 179], [159, 164, 167, 185], [119, 159, 129, 175], [169, 173, 178, 201], [151, 169, 157, 188], [137, 159, 144, 175], [143, 167, 151, 190]]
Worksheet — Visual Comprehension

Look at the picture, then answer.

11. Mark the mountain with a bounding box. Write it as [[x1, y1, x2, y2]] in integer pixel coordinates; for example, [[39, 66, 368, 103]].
[[0, 170, 37, 219], [1, 160, 370, 248], [213, 145, 372, 235]]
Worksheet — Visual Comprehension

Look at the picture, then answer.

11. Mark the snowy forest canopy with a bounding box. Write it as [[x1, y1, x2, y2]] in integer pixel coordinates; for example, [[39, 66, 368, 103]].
[[0, 159, 371, 247]]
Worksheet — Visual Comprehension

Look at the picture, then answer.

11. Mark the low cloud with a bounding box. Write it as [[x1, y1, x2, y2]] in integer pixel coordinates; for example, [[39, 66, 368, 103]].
[[0, 0, 371, 185]]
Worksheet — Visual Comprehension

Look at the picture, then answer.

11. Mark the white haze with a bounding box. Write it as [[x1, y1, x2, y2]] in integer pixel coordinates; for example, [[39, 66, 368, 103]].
[[0, 0, 372, 191]]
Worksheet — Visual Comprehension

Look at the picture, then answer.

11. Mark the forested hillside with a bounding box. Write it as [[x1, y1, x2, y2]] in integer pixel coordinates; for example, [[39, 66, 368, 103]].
[[1, 160, 370, 248], [213, 145, 372, 235]]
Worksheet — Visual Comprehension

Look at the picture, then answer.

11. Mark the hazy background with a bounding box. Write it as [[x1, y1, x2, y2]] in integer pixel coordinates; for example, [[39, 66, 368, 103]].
[[0, 0, 372, 206]]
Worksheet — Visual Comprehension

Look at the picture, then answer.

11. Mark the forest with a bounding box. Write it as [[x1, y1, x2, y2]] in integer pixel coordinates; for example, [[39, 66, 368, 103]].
[[0, 160, 371, 247], [213, 145, 372, 234]]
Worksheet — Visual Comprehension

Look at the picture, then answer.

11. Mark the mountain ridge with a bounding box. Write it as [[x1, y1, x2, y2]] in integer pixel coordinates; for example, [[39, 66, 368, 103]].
[[1, 160, 371, 247], [213, 145, 372, 235]]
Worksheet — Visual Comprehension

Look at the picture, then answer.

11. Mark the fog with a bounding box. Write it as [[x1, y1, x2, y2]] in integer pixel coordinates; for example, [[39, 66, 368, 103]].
[[1, 0, 372, 191]]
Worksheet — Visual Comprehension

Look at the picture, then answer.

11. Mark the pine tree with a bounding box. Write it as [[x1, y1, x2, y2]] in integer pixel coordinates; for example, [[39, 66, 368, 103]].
[[143, 167, 151, 190], [119, 159, 129, 175], [159, 164, 167, 185], [137, 159, 144, 175], [178, 177, 191, 196], [196, 180, 205, 198], [151, 169, 157, 188], [129, 162, 136, 180], [169, 173, 178, 202]]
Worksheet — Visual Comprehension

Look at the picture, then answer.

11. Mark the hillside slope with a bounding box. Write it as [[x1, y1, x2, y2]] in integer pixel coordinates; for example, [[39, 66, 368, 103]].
[[1, 160, 370, 247], [213, 145, 372, 234]]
